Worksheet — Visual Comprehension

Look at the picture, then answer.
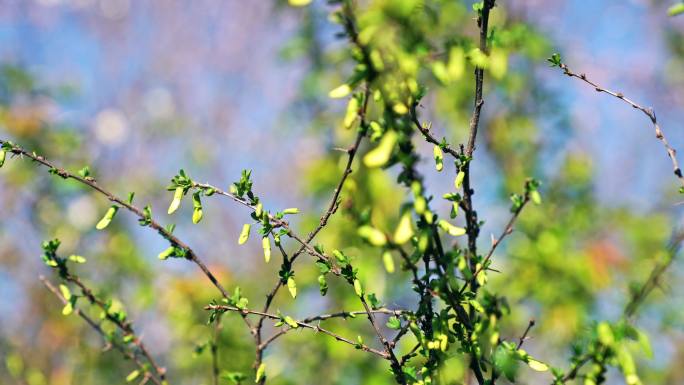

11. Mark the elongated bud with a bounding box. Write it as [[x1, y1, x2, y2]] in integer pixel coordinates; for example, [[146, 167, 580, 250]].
[[382, 251, 395, 273], [393, 212, 414, 245], [433, 145, 444, 172], [438, 219, 466, 237], [287, 277, 297, 299], [357, 225, 387, 246], [343, 97, 360, 128], [255, 363, 266, 383], [363, 131, 398, 168], [0, 149, 6, 168], [238, 224, 251, 245], [318, 275, 328, 296], [262, 237, 271, 263], [530, 190, 542, 205], [328, 84, 351, 98], [96, 206, 118, 230], [454, 171, 465, 189], [192, 192, 203, 224], [158, 246, 175, 260], [282, 207, 299, 215], [254, 203, 263, 218], [168, 187, 184, 214], [353, 279, 363, 297]]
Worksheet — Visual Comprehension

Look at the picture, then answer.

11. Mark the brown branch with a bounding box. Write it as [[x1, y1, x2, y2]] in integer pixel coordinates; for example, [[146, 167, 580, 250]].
[[556, 62, 684, 188], [0, 140, 238, 307], [516, 319, 536, 350], [461, 182, 531, 294], [204, 305, 388, 358], [40, 276, 164, 385], [59, 270, 167, 381]]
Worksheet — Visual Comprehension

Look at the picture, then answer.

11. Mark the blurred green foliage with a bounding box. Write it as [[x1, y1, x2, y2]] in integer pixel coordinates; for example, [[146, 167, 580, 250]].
[[1, 1, 683, 385]]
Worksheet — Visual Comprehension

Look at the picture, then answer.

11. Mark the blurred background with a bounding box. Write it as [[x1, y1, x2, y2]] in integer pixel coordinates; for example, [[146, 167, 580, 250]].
[[1, 0, 684, 384]]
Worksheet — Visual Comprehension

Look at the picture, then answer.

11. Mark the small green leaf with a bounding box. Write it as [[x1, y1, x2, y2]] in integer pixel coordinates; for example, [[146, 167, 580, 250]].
[[530, 190, 542, 205], [353, 279, 364, 297], [454, 171, 465, 189], [77, 166, 91, 178], [386, 316, 401, 330], [284, 315, 299, 328], [363, 131, 398, 168], [59, 284, 71, 300], [238, 224, 251, 245], [262, 237, 271, 263], [527, 359, 549, 372], [438, 220, 466, 237], [255, 363, 266, 383], [318, 275, 328, 296], [393, 212, 414, 245], [158, 246, 175, 260], [68, 255, 86, 264], [328, 84, 351, 98], [358, 225, 387, 246], [287, 277, 297, 299], [95, 206, 118, 230], [282, 207, 299, 215], [343, 97, 360, 128], [126, 369, 140, 382], [433, 145, 444, 172], [62, 302, 73, 315], [668, 3, 684, 16], [382, 251, 395, 273], [192, 192, 203, 224], [167, 186, 184, 214]]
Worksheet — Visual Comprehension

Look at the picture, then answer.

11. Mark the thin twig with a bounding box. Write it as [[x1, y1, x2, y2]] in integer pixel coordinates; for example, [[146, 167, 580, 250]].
[[40, 276, 164, 385], [556, 62, 684, 188]]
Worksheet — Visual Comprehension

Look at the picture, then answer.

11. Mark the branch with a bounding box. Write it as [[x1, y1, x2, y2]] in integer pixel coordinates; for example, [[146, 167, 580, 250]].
[[554, 61, 684, 188], [205, 305, 389, 358], [0, 140, 238, 306], [40, 276, 164, 385]]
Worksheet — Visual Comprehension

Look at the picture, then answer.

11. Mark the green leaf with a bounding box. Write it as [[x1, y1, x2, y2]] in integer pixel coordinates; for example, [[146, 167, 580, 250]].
[[668, 3, 684, 16], [530, 190, 542, 205], [353, 279, 364, 297], [328, 84, 351, 98], [77, 166, 90, 178], [284, 315, 299, 328], [382, 251, 395, 273], [95, 206, 118, 230], [68, 255, 86, 264], [167, 186, 184, 214], [358, 225, 387, 246], [126, 369, 140, 382], [287, 277, 297, 299], [438, 220, 466, 237], [318, 275, 328, 296], [282, 208, 299, 215], [386, 316, 401, 330], [192, 192, 203, 224], [527, 359, 549, 372], [158, 246, 175, 260], [238, 224, 251, 245], [363, 131, 398, 168], [433, 145, 444, 172], [62, 301, 73, 316], [454, 170, 465, 189], [262, 237, 271, 263], [59, 284, 71, 300], [255, 363, 266, 383], [393, 212, 414, 245], [343, 97, 360, 128]]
